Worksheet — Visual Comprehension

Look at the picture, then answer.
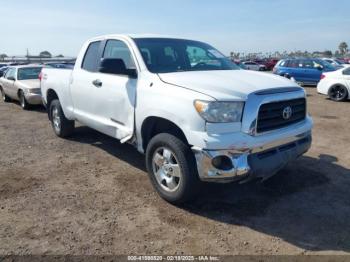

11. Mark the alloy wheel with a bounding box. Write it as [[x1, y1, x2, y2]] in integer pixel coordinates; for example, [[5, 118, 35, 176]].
[[152, 147, 182, 192], [52, 107, 61, 133], [330, 86, 346, 100]]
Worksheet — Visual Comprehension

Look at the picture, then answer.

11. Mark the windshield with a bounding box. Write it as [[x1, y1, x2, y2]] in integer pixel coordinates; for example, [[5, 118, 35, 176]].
[[133, 38, 239, 73], [17, 67, 42, 80]]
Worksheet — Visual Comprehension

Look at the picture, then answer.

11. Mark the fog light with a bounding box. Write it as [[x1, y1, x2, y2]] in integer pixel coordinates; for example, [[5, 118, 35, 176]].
[[211, 155, 233, 170]]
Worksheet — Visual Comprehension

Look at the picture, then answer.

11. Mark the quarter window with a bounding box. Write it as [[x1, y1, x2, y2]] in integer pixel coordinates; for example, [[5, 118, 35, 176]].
[[280, 60, 288, 67], [102, 40, 135, 69], [82, 41, 101, 72]]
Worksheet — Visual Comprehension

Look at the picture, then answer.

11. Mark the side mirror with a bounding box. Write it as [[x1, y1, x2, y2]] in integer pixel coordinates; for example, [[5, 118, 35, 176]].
[[7, 76, 15, 81], [99, 58, 137, 78]]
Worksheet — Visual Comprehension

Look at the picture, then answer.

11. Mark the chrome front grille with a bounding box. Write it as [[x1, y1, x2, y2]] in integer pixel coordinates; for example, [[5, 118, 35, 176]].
[[256, 98, 306, 133]]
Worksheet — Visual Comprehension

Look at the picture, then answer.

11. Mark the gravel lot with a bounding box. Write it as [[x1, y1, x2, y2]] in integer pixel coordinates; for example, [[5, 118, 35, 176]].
[[0, 87, 349, 255]]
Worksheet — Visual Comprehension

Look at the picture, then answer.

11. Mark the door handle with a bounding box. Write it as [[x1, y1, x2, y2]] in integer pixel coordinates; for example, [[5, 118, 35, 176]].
[[92, 79, 102, 87]]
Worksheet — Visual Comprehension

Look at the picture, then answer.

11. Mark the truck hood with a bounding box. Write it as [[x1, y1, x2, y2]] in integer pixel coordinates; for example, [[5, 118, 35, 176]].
[[158, 70, 299, 100]]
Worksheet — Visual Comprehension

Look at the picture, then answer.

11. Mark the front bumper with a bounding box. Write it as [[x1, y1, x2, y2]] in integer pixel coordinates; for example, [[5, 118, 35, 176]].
[[193, 130, 312, 182]]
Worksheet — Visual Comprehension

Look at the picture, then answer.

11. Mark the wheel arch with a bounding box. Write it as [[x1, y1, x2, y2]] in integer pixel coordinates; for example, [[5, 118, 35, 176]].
[[140, 116, 190, 152], [17, 88, 24, 99]]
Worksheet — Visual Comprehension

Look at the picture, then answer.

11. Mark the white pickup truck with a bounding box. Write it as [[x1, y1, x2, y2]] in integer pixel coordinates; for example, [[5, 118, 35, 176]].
[[40, 34, 313, 203]]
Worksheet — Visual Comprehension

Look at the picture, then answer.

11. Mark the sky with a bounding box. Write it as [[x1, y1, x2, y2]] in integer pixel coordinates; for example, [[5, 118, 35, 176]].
[[0, 0, 349, 56]]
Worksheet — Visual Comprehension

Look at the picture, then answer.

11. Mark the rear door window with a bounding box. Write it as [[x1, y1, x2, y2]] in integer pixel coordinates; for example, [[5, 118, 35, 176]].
[[82, 41, 101, 72], [289, 60, 300, 68]]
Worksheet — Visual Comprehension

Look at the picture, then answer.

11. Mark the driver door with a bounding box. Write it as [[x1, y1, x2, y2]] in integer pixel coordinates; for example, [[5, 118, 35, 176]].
[[94, 39, 137, 141], [70, 39, 137, 142]]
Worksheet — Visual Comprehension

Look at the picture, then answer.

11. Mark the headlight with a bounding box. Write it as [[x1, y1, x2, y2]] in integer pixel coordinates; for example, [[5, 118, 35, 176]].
[[194, 100, 244, 123]]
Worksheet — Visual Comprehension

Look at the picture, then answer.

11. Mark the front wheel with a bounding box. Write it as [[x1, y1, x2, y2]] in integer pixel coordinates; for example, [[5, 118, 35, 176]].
[[1, 88, 11, 102], [49, 99, 75, 137], [146, 133, 200, 204], [328, 85, 348, 102]]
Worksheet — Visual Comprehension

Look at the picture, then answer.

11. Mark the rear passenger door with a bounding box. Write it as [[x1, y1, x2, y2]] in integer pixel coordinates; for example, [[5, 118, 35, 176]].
[[301, 59, 321, 83], [287, 60, 304, 81], [70, 41, 104, 128]]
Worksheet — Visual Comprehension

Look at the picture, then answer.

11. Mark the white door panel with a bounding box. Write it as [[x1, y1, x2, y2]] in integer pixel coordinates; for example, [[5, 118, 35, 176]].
[[93, 73, 136, 140], [70, 38, 137, 141], [70, 69, 100, 121]]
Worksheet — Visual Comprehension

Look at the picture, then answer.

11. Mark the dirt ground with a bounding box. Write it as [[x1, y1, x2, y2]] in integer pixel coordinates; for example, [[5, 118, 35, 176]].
[[0, 87, 349, 256]]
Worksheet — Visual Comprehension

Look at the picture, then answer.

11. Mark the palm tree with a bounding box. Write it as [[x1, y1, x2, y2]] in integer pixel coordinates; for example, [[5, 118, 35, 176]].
[[0, 54, 7, 61], [338, 42, 348, 56]]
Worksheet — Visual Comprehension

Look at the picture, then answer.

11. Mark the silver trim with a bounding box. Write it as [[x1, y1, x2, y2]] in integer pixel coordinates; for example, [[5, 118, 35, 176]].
[[241, 88, 306, 136], [192, 130, 311, 182]]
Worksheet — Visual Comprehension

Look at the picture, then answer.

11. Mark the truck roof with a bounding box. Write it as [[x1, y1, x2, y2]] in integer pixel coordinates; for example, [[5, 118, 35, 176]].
[[87, 34, 196, 42]]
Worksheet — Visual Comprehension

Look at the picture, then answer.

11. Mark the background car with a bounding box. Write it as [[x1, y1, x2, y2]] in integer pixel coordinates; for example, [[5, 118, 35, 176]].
[[263, 58, 279, 71], [322, 58, 350, 67], [0, 66, 9, 77], [273, 58, 339, 86], [242, 61, 266, 71], [0, 65, 43, 109], [317, 67, 350, 101], [233, 60, 247, 69]]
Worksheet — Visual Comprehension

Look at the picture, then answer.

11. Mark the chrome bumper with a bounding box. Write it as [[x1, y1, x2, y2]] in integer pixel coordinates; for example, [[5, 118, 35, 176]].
[[193, 131, 312, 182], [25, 93, 42, 105]]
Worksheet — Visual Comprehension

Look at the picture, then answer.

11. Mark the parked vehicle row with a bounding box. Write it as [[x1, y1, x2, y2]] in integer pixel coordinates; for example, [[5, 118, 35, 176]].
[[322, 57, 350, 68]]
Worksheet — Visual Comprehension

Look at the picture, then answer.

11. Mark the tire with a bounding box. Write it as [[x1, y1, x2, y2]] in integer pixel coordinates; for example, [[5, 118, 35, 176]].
[[145, 133, 200, 204], [328, 85, 348, 102], [1, 87, 11, 102], [18, 90, 30, 110], [49, 99, 75, 137]]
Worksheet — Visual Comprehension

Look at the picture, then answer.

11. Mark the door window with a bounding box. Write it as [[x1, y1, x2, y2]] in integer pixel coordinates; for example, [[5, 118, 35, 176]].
[[102, 40, 135, 69], [288, 60, 300, 68], [300, 60, 315, 69], [82, 41, 101, 72], [5, 68, 16, 80]]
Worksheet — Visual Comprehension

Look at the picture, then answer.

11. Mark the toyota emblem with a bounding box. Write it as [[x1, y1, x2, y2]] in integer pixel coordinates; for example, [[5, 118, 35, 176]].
[[282, 106, 292, 120]]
